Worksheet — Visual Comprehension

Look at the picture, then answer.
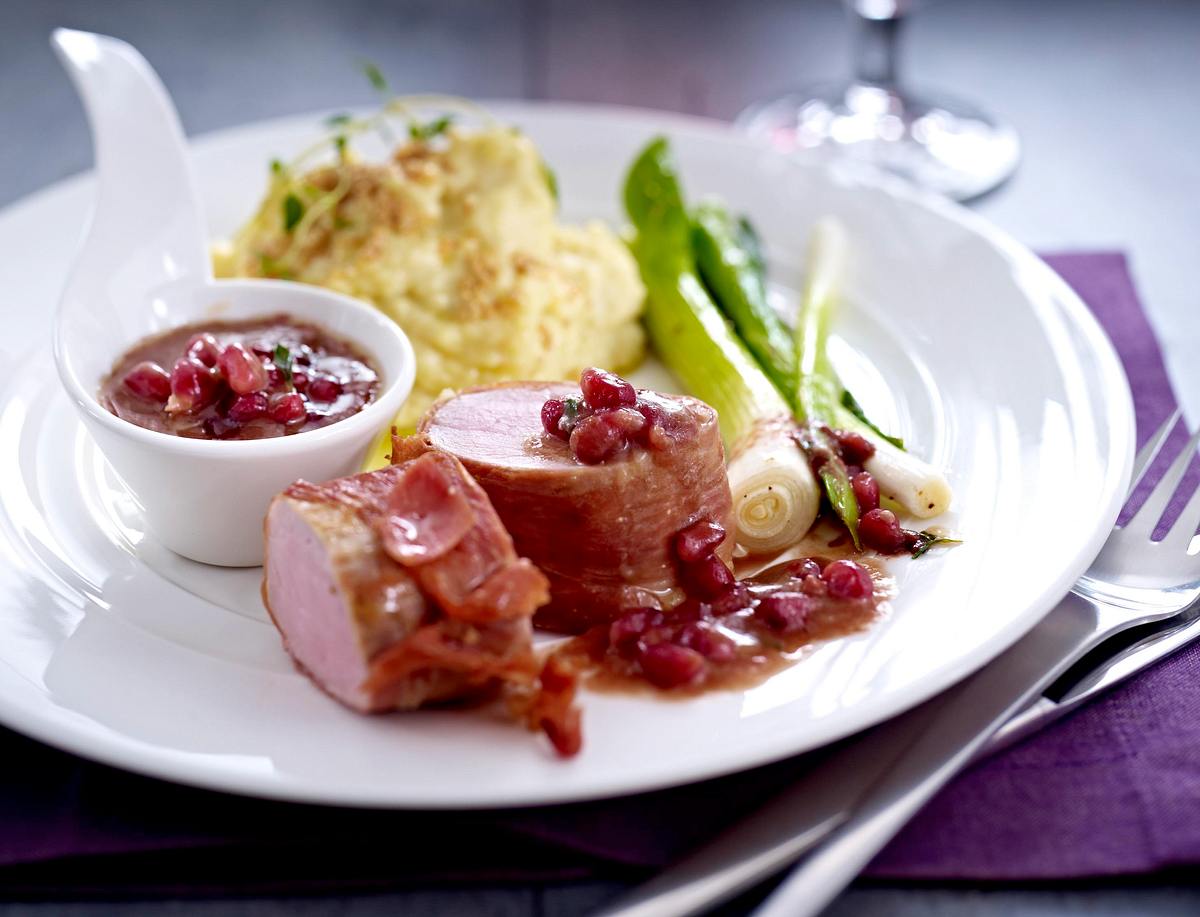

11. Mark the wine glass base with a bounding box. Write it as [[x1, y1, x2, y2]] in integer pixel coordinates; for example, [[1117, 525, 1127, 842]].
[[737, 82, 1020, 202]]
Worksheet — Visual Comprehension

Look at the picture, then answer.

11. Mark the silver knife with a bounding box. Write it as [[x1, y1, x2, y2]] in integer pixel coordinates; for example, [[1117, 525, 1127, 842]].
[[593, 595, 1200, 917], [989, 599, 1200, 752]]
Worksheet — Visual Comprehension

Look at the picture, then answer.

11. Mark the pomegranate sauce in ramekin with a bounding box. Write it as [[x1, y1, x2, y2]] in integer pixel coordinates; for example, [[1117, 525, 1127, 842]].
[[100, 314, 379, 440]]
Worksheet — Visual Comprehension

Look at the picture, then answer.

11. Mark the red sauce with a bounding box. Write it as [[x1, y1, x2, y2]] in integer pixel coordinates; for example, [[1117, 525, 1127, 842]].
[[100, 314, 379, 440], [540, 367, 699, 464], [549, 521, 891, 696]]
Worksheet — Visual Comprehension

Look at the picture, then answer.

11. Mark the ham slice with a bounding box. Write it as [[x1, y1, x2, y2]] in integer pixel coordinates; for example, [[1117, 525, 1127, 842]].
[[396, 382, 734, 633], [263, 454, 577, 753]]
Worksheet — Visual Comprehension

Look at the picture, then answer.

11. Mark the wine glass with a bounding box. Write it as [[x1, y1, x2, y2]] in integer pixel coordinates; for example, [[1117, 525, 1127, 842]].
[[737, 0, 1020, 201]]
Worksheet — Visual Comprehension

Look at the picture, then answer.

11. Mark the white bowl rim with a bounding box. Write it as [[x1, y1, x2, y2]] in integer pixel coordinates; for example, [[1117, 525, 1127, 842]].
[[53, 276, 416, 458]]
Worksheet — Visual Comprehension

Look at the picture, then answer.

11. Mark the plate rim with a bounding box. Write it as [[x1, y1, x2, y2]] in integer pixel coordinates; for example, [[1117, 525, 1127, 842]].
[[0, 100, 1136, 808]]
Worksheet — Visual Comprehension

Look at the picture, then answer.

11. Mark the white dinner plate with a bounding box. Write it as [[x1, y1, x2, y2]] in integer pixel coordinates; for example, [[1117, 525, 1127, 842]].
[[0, 102, 1133, 808]]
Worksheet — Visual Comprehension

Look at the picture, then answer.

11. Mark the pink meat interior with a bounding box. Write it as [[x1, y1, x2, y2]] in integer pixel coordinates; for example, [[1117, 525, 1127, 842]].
[[266, 500, 371, 710], [424, 383, 575, 470]]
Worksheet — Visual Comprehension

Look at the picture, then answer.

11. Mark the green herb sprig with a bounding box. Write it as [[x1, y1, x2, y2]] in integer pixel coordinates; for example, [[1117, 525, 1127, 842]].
[[909, 530, 962, 559], [273, 344, 294, 387], [282, 193, 305, 232], [409, 114, 454, 141]]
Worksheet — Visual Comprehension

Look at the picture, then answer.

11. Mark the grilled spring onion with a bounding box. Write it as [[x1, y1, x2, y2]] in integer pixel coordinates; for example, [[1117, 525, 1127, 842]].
[[691, 202, 861, 545], [702, 195, 951, 524], [624, 139, 819, 553], [692, 202, 796, 399], [684, 184, 953, 538], [793, 219, 952, 521]]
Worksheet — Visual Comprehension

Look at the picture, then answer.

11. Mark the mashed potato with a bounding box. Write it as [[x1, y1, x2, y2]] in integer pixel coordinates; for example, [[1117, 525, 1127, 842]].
[[215, 125, 645, 428]]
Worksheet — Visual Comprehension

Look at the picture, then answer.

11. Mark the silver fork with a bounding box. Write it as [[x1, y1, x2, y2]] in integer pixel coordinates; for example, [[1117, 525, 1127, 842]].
[[749, 412, 1200, 917], [596, 411, 1200, 917]]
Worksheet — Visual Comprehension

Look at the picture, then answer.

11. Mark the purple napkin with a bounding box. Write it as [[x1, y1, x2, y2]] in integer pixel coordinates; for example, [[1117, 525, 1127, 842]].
[[2, 253, 1196, 896]]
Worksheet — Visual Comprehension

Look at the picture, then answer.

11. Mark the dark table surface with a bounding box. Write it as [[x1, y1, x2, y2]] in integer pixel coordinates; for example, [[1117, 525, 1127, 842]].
[[2, 0, 1199, 914]]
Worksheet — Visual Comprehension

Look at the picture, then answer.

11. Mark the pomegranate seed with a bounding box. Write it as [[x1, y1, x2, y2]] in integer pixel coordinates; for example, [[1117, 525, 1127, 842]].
[[852, 471, 880, 513], [268, 392, 307, 425], [638, 642, 706, 688], [227, 391, 269, 423], [684, 554, 735, 600], [634, 398, 662, 444], [859, 508, 905, 554], [604, 406, 647, 437], [786, 557, 824, 581], [166, 358, 220, 413], [709, 582, 753, 616], [665, 597, 710, 624], [608, 609, 663, 655], [637, 625, 676, 650], [674, 519, 727, 563], [294, 350, 312, 367], [569, 413, 626, 464], [541, 398, 566, 438], [636, 394, 697, 449], [580, 367, 636, 408], [822, 559, 874, 600], [676, 622, 736, 662], [834, 430, 876, 465], [218, 343, 269, 394], [291, 369, 309, 392], [185, 333, 220, 368], [756, 592, 814, 634], [308, 376, 342, 403], [250, 344, 274, 359], [800, 574, 827, 597], [121, 361, 171, 403]]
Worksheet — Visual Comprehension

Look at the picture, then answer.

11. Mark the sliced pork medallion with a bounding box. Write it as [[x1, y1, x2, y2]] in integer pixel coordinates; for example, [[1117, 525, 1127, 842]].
[[397, 376, 734, 633], [263, 453, 581, 754]]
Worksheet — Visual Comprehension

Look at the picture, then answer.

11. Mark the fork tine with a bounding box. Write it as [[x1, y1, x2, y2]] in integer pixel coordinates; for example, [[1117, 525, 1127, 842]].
[[1162, 478, 1200, 551], [1124, 425, 1200, 536], [1129, 408, 1182, 496]]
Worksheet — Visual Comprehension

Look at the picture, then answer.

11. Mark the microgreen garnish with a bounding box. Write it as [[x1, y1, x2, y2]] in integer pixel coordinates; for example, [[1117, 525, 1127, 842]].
[[325, 112, 354, 128], [363, 61, 389, 94], [542, 161, 559, 204], [558, 396, 583, 434], [282, 193, 305, 232], [270, 158, 285, 176], [334, 134, 348, 161], [909, 530, 962, 559], [273, 344, 294, 386], [258, 254, 293, 279], [409, 114, 454, 141], [841, 389, 905, 450]]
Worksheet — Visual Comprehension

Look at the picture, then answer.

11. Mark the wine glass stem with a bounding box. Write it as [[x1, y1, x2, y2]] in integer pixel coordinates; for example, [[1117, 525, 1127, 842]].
[[852, 12, 904, 89]]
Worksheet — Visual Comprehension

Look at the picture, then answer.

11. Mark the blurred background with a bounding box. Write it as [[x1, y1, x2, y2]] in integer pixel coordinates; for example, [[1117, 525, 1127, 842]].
[[4, 0, 1198, 415]]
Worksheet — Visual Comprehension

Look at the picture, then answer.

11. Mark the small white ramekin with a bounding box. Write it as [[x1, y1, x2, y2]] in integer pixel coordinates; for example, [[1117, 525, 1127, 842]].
[[55, 277, 414, 566]]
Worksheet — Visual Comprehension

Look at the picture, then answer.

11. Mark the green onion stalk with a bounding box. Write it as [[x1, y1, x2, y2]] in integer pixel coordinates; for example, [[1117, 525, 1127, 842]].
[[624, 140, 820, 554], [625, 138, 952, 554], [703, 199, 952, 532], [791, 218, 951, 524]]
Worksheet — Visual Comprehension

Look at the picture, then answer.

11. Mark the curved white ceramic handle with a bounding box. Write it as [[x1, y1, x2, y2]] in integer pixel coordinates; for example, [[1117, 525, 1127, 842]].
[[51, 28, 211, 289]]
